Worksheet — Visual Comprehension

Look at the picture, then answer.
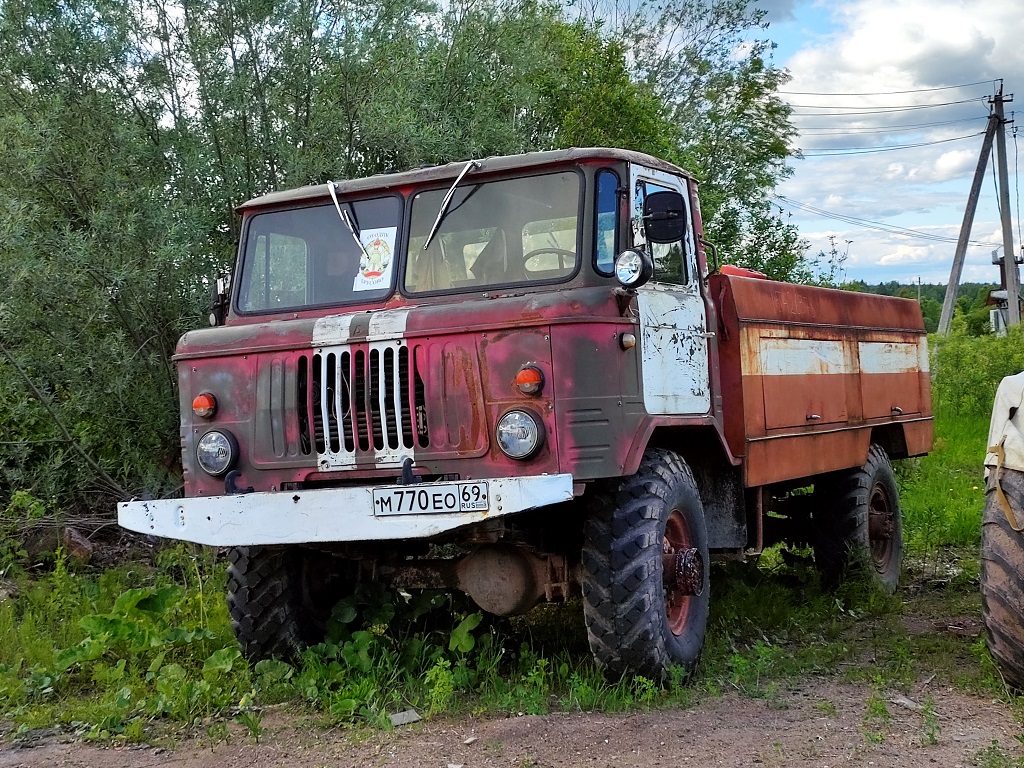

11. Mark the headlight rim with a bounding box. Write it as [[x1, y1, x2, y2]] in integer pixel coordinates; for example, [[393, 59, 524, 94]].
[[614, 248, 654, 288], [196, 429, 239, 477], [495, 408, 545, 460]]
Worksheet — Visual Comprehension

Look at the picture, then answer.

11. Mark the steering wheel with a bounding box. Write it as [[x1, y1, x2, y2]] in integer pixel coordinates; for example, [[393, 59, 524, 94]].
[[522, 247, 577, 270]]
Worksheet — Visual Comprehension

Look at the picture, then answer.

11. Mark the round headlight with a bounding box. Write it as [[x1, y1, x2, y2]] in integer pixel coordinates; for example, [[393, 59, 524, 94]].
[[614, 248, 654, 288], [196, 430, 238, 476], [495, 410, 544, 460]]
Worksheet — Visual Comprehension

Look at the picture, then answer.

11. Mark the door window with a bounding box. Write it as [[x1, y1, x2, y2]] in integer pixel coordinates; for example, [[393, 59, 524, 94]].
[[632, 179, 695, 285]]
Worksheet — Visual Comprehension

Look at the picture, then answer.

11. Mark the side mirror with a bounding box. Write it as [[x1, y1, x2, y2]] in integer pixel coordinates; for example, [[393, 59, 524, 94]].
[[208, 271, 232, 327], [643, 190, 686, 244], [614, 249, 654, 289]]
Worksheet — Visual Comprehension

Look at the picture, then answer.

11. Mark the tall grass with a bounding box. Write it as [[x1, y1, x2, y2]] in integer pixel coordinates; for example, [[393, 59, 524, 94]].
[[900, 328, 1024, 552]]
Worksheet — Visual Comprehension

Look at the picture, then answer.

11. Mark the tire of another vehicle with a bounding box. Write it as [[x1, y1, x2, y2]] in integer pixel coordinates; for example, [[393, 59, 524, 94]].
[[226, 546, 311, 662], [981, 468, 1024, 690], [813, 443, 903, 593], [581, 448, 710, 681]]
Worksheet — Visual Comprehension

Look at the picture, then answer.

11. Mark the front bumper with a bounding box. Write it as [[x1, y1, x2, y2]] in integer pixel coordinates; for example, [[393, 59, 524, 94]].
[[118, 473, 574, 547]]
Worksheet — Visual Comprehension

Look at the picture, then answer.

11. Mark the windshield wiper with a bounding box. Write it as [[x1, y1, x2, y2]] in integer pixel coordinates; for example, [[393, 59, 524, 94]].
[[327, 180, 370, 261], [422, 159, 480, 251]]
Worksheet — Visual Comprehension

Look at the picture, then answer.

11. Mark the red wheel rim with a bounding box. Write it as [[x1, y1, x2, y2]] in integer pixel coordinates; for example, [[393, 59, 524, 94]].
[[663, 510, 692, 636], [868, 482, 896, 575]]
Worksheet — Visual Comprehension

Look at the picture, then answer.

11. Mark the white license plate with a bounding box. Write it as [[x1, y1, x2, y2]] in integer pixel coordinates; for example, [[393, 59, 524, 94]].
[[372, 481, 489, 516]]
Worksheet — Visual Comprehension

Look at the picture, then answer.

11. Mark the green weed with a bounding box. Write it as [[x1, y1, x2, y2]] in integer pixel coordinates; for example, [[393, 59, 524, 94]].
[[974, 740, 1024, 768], [920, 696, 940, 745]]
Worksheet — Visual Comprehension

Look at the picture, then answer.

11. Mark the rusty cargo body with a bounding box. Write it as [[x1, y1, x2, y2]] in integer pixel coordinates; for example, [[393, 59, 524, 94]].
[[714, 276, 931, 488], [119, 148, 932, 679]]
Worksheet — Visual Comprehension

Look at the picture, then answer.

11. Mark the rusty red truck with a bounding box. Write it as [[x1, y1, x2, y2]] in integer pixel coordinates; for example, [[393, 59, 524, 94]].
[[118, 148, 932, 679]]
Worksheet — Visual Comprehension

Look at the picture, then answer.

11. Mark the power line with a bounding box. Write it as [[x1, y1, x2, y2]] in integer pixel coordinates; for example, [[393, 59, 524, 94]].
[[787, 97, 982, 111], [780, 81, 994, 96], [1014, 118, 1022, 248], [790, 98, 988, 117], [799, 116, 987, 136], [772, 194, 993, 248], [800, 132, 984, 156]]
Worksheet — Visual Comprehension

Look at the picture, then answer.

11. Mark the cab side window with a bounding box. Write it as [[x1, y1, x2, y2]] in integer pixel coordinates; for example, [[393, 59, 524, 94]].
[[595, 169, 619, 275], [632, 179, 694, 286]]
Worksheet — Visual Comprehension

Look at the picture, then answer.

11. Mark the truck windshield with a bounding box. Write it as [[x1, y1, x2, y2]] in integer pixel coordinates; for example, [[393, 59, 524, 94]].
[[404, 172, 581, 294], [237, 195, 401, 313]]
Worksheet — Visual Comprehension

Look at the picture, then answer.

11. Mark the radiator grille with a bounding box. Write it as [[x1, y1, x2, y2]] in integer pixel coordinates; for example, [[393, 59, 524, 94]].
[[311, 341, 428, 468]]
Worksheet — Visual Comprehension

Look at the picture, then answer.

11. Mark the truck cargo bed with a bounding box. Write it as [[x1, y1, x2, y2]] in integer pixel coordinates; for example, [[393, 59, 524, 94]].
[[711, 274, 932, 487]]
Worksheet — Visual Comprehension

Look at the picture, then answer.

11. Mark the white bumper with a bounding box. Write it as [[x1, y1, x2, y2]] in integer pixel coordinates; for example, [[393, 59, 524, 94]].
[[118, 474, 574, 547]]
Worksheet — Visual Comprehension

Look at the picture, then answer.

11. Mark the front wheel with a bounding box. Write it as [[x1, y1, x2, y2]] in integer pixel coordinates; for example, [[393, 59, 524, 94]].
[[582, 449, 710, 681], [813, 443, 903, 593], [226, 546, 356, 661]]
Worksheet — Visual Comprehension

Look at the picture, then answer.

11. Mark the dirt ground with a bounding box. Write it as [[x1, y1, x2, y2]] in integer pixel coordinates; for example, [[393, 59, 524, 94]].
[[0, 675, 1019, 768]]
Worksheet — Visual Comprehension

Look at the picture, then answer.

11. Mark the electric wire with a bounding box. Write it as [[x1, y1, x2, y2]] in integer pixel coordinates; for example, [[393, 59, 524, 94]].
[[1014, 118, 1022, 249], [780, 81, 994, 96], [790, 99, 988, 117], [799, 132, 984, 156], [787, 97, 982, 111], [992, 132, 1002, 219], [799, 116, 986, 136], [772, 195, 992, 248], [778, 84, 1009, 259]]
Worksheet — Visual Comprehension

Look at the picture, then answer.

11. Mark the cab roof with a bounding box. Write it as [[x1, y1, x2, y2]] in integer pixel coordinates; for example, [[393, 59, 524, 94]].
[[236, 148, 694, 212]]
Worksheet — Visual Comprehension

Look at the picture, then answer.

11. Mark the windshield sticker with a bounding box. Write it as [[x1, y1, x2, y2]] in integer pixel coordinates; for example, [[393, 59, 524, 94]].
[[352, 227, 397, 292]]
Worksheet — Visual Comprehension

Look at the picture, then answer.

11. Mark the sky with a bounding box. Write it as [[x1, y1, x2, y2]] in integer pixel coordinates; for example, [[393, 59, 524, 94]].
[[758, 0, 1024, 286]]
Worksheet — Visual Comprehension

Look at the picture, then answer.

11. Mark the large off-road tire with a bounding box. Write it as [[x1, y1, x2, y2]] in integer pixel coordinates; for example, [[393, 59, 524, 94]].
[[813, 443, 903, 593], [981, 468, 1024, 689], [581, 448, 710, 681], [227, 546, 312, 661]]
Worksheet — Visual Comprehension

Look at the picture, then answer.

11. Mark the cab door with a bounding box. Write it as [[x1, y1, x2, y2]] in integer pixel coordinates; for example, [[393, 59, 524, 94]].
[[630, 164, 711, 415]]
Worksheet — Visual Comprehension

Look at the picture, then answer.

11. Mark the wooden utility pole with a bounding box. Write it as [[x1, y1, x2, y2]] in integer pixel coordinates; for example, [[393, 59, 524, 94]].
[[994, 87, 1020, 326]]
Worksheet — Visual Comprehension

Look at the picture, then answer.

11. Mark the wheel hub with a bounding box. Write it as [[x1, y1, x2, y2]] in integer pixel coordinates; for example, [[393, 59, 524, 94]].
[[869, 493, 894, 541], [663, 547, 704, 597]]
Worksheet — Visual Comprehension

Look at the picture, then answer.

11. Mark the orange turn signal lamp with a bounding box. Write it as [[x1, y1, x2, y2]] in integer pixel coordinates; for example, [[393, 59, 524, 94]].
[[192, 392, 217, 419], [515, 366, 544, 396]]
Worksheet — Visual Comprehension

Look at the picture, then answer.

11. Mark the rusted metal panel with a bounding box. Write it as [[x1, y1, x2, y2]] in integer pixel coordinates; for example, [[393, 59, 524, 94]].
[[762, 373, 850, 429], [902, 418, 934, 457], [745, 428, 871, 487], [551, 317, 645, 480], [724, 275, 926, 331]]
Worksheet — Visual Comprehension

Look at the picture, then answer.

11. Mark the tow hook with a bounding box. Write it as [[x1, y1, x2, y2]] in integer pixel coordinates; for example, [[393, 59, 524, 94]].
[[396, 457, 420, 486], [224, 471, 254, 495]]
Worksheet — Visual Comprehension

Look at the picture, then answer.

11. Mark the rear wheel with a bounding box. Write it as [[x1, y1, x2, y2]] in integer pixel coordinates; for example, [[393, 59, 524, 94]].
[[582, 449, 710, 680], [981, 468, 1024, 689], [813, 443, 902, 593]]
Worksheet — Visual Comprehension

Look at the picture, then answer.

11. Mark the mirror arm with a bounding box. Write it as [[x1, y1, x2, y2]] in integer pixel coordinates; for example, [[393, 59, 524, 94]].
[[701, 238, 719, 272]]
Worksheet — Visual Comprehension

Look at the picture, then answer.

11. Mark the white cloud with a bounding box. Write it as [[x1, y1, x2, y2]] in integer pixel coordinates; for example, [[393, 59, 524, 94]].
[[775, 0, 1024, 283], [877, 244, 932, 266], [931, 150, 976, 182]]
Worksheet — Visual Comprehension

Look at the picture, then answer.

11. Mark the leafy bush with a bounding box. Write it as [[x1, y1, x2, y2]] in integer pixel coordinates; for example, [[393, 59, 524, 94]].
[[931, 326, 1024, 418]]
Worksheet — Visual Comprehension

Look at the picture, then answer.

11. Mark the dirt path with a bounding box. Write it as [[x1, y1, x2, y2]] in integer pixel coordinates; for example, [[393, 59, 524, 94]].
[[1, 676, 1018, 768]]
